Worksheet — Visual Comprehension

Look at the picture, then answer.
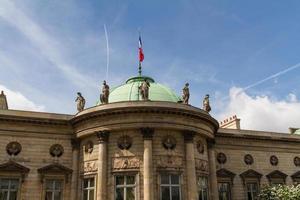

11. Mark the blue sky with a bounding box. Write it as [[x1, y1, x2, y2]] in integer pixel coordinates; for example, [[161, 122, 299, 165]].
[[0, 0, 300, 132]]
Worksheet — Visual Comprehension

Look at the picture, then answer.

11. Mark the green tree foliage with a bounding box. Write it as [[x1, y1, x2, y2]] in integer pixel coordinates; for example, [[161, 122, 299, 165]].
[[258, 185, 300, 200]]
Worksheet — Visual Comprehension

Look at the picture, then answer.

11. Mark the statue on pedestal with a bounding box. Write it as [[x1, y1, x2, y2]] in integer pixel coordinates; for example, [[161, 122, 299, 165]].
[[203, 94, 211, 112], [182, 83, 190, 104], [100, 80, 110, 104], [139, 79, 150, 101], [0, 91, 8, 110], [75, 92, 85, 112]]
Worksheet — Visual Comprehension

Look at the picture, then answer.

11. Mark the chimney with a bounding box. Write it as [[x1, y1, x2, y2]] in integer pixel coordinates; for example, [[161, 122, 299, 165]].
[[219, 115, 241, 129], [0, 91, 8, 110]]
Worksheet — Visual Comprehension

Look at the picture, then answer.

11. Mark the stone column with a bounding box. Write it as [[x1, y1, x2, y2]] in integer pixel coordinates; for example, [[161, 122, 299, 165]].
[[96, 131, 109, 200], [141, 128, 154, 200], [184, 131, 198, 200], [207, 140, 218, 200], [71, 138, 80, 200]]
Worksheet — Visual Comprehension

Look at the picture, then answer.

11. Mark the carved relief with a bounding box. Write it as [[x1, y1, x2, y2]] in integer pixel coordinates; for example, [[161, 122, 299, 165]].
[[49, 144, 64, 158], [83, 161, 98, 173], [117, 135, 132, 150], [162, 136, 176, 150], [84, 141, 94, 154], [195, 159, 208, 172], [217, 153, 227, 164], [244, 154, 254, 165], [294, 157, 300, 167], [6, 142, 22, 156], [270, 155, 278, 166], [196, 140, 204, 154], [112, 157, 141, 170], [157, 156, 183, 169]]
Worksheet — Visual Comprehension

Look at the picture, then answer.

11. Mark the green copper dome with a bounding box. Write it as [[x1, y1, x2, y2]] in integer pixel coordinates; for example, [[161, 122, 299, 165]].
[[102, 76, 181, 103]]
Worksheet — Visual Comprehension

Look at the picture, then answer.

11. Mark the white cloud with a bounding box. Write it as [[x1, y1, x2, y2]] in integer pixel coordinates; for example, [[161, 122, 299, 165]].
[[0, 85, 45, 111], [216, 87, 300, 133]]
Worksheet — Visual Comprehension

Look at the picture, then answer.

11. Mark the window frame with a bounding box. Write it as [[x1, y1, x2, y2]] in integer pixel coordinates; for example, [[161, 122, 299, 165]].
[[245, 181, 259, 200], [44, 178, 64, 200], [0, 177, 21, 200], [197, 176, 209, 200], [159, 173, 182, 200], [217, 181, 231, 200], [82, 176, 96, 200], [114, 174, 137, 200]]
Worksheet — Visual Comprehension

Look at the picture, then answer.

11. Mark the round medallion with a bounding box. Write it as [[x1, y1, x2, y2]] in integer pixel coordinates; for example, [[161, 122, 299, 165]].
[[217, 153, 227, 164], [49, 144, 64, 157], [244, 154, 254, 165], [196, 140, 204, 154], [162, 136, 176, 150], [6, 142, 22, 156], [84, 141, 94, 153], [117, 135, 132, 150], [294, 156, 300, 167], [270, 155, 278, 166]]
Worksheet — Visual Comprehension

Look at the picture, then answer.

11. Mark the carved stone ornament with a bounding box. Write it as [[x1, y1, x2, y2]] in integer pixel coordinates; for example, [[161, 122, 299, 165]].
[[49, 144, 64, 158], [294, 156, 300, 167], [157, 155, 183, 169], [162, 136, 176, 150], [217, 152, 227, 164], [195, 159, 208, 172], [244, 154, 254, 165], [112, 157, 141, 170], [83, 161, 98, 173], [270, 155, 278, 166], [196, 140, 205, 154], [6, 142, 22, 156], [84, 141, 94, 154], [117, 135, 132, 150]]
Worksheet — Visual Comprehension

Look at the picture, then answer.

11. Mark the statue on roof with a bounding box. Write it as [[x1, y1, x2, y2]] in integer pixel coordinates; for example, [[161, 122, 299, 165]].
[[0, 91, 8, 110], [139, 79, 150, 101], [100, 80, 110, 104], [203, 94, 211, 113], [75, 92, 85, 112], [182, 83, 190, 104]]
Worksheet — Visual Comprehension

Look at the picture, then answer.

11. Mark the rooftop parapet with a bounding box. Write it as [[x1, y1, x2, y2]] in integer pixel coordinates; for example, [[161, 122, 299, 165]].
[[219, 115, 241, 129]]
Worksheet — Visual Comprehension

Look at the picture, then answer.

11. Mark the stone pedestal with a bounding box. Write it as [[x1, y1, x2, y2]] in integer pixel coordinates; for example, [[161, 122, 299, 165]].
[[141, 128, 154, 200], [184, 132, 198, 200], [70, 139, 80, 200], [96, 131, 109, 200], [208, 141, 218, 200]]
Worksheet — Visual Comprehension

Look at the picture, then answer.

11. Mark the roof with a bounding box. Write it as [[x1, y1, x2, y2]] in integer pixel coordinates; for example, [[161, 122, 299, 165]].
[[98, 76, 181, 104]]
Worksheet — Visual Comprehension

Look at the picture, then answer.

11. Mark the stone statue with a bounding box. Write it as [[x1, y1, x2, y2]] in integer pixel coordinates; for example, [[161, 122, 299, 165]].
[[203, 94, 211, 112], [139, 79, 150, 101], [0, 91, 8, 110], [75, 92, 85, 112], [100, 80, 110, 104], [182, 83, 190, 104]]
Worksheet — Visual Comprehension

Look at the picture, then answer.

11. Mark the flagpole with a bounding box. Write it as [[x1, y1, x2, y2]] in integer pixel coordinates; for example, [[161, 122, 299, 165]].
[[139, 61, 142, 76]]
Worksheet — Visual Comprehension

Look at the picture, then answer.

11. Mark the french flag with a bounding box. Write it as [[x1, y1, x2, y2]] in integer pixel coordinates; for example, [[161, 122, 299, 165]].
[[139, 35, 144, 62]]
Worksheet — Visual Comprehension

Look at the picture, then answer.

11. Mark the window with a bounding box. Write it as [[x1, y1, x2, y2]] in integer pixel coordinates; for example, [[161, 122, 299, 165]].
[[198, 176, 208, 200], [83, 178, 95, 200], [0, 178, 19, 200], [218, 182, 231, 200], [160, 174, 181, 200], [246, 182, 258, 200], [115, 175, 136, 200], [45, 179, 63, 200]]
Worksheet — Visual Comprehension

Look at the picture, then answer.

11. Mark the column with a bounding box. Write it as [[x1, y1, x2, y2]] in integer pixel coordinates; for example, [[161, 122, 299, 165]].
[[96, 131, 109, 200], [71, 138, 80, 200], [208, 140, 218, 200], [184, 131, 198, 200], [141, 128, 154, 200]]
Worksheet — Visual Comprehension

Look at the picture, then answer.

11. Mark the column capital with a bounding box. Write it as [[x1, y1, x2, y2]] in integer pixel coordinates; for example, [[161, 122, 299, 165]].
[[140, 127, 154, 140], [71, 138, 80, 150], [96, 131, 110, 143], [183, 131, 195, 143]]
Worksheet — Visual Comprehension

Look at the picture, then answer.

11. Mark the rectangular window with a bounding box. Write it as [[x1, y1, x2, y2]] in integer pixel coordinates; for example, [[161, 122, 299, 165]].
[[83, 178, 95, 200], [45, 179, 63, 200], [115, 175, 136, 200], [0, 178, 19, 200], [160, 174, 181, 200], [218, 182, 231, 200], [198, 176, 208, 200], [246, 182, 258, 200]]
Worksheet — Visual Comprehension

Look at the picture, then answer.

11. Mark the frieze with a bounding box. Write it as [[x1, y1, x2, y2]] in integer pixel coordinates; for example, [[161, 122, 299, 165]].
[[112, 157, 141, 170], [82, 161, 98, 173], [156, 155, 183, 169], [195, 159, 209, 172]]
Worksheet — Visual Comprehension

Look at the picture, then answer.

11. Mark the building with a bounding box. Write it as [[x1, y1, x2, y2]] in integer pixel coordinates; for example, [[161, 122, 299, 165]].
[[0, 74, 299, 200]]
